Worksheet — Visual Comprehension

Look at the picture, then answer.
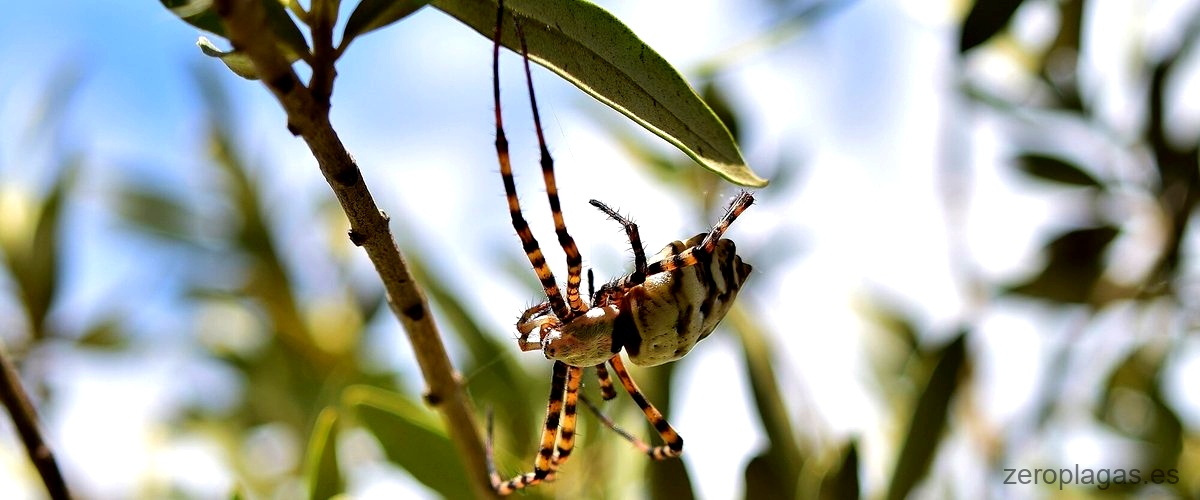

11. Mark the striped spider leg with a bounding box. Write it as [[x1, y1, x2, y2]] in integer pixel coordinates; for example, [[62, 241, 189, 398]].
[[487, 0, 754, 495], [488, 2, 589, 494]]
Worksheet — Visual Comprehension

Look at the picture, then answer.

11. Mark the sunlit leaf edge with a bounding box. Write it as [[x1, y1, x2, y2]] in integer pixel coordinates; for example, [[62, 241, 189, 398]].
[[431, 0, 767, 188]]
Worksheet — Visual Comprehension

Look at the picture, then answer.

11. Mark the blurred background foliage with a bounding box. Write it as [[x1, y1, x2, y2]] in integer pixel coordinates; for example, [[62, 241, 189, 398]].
[[1, 0, 1199, 498]]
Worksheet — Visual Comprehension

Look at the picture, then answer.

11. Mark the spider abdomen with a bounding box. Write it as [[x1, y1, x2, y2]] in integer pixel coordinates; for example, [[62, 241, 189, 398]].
[[619, 234, 752, 367]]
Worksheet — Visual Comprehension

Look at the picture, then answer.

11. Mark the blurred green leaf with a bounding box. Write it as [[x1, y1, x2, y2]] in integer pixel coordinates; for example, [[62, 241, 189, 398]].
[[1014, 153, 1103, 188], [161, 0, 228, 36], [643, 361, 696, 499], [1098, 347, 1183, 474], [432, 0, 766, 187], [885, 332, 967, 500], [744, 451, 790, 500], [169, 0, 312, 79], [1004, 225, 1119, 304], [342, 0, 431, 48], [820, 440, 859, 500], [343, 385, 473, 499], [261, 0, 315, 62], [959, 0, 1027, 53], [6, 155, 80, 339], [402, 241, 537, 446], [700, 80, 740, 143], [730, 305, 802, 499], [305, 407, 343, 500], [114, 184, 198, 243], [77, 316, 129, 351], [198, 37, 261, 80]]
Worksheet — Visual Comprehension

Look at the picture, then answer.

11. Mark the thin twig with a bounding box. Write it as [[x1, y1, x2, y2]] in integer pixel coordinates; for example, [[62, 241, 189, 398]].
[[212, 1, 494, 498], [0, 339, 71, 500]]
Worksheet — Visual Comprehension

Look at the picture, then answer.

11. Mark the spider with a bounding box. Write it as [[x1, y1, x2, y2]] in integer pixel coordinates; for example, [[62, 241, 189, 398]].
[[486, 2, 754, 495]]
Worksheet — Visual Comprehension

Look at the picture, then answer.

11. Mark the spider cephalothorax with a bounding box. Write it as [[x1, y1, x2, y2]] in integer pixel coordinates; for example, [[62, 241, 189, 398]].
[[485, 1, 755, 495]]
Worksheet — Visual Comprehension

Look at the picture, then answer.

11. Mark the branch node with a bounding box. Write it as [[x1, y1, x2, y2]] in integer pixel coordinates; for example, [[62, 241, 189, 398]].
[[332, 166, 361, 187], [423, 389, 444, 407], [348, 228, 368, 246], [403, 303, 427, 321], [266, 73, 297, 95]]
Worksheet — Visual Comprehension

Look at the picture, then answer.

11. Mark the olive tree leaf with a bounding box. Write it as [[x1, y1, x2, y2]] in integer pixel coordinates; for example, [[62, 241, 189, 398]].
[[885, 332, 968, 500], [959, 0, 1027, 53], [304, 407, 343, 500], [1014, 153, 1103, 188], [198, 37, 261, 80], [342, 386, 473, 499], [1004, 226, 1119, 304], [343, 0, 432, 48], [165, 0, 312, 79], [161, 0, 228, 37], [431, 0, 767, 187]]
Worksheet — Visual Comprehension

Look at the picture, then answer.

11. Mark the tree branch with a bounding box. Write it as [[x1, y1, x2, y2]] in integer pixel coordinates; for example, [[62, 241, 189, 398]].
[[0, 339, 71, 500], [212, 1, 494, 497]]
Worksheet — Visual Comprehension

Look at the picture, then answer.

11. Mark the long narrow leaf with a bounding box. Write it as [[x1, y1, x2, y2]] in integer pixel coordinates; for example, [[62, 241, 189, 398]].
[[885, 332, 968, 500], [304, 407, 343, 500], [432, 0, 767, 187]]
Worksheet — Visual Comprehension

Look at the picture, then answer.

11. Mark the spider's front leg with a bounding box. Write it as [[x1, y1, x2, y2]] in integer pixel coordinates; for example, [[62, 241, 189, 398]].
[[516, 302, 554, 352]]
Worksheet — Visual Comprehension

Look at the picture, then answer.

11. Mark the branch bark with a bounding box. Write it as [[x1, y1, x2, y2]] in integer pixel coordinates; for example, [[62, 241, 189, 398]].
[[0, 339, 71, 500], [212, 1, 494, 497]]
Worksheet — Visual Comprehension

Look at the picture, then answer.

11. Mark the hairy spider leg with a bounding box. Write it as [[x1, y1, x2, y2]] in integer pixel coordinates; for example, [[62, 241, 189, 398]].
[[589, 199, 648, 283], [644, 191, 754, 276], [593, 360, 618, 401], [487, 361, 584, 494], [543, 364, 583, 482], [493, 1, 573, 321], [592, 191, 754, 306], [586, 200, 649, 401], [514, 20, 586, 315], [605, 355, 684, 459]]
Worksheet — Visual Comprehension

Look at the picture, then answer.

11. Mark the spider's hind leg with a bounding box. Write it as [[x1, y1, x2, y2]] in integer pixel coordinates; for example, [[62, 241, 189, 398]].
[[605, 355, 684, 459]]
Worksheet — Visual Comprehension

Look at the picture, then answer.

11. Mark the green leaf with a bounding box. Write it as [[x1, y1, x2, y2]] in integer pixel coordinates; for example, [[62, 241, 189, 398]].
[[1098, 347, 1183, 472], [642, 361, 696, 498], [1004, 225, 1119, 304], [730, 305, 803, 498], [821, 440, 860, 500], [114, 184, 198, 243], [431, 0, 767, 187], [743, 451, 790, 500], [77, 316, 129, 351], [261, 0, 313, 63], [167, 0, 312, 79], [885, 332, 968, 500], [160, 0, 228, 37], [1014, 153, 1103, 188], [959, 0, 1027, 53], [21, 155, 80, 338], [305, 407, 343, 500], [343, 0, 431, 47], [700, 80, 740, 144], [342, 386, 473, 499], [198, 37, 262, 80]]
